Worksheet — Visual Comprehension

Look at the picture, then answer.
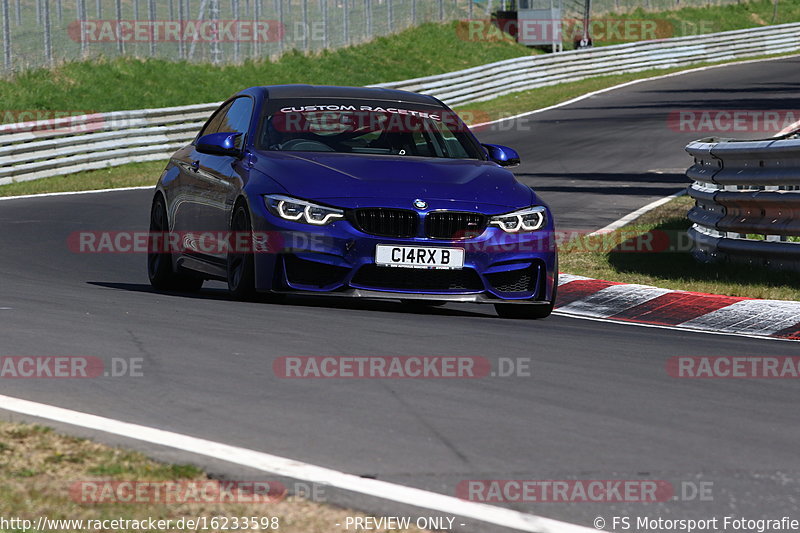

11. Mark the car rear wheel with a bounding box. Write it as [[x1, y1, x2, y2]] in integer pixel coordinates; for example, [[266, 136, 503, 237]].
[[227, 202, 258, 301], [147, 195, 203, 292]]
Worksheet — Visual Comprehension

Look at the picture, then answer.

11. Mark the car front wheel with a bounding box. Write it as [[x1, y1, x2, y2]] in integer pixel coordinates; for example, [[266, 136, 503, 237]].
[[147, 195, 203, 292], [227, 202, 258, 301]]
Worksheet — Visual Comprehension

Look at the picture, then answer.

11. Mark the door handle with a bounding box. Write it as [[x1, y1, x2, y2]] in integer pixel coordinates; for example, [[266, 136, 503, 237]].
[[190, 160, 200, 172]]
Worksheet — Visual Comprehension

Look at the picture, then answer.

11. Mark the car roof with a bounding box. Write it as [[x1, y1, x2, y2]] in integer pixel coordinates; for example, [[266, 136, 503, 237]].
[[239, 85, 443, 107]]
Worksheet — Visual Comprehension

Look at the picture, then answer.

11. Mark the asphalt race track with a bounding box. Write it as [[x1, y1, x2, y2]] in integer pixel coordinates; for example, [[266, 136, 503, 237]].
[[2, 56, 800, 531]]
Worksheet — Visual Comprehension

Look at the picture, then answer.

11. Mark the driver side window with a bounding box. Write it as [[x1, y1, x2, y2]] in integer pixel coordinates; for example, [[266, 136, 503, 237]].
[[197, 97, 254, 148], [198, 101, 233, 138]]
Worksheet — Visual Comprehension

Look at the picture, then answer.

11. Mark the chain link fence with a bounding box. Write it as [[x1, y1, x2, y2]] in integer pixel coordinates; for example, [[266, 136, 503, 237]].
[[0, 0, 765, 74]]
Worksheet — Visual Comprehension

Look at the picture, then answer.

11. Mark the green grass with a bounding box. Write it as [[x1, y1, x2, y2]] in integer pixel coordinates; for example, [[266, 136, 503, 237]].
[[0, 421, 426, 533], [603, 0, 800, 38], [0, 21, 534, 114], [0, 161, 162, 197], [559, 195, 800, 301]]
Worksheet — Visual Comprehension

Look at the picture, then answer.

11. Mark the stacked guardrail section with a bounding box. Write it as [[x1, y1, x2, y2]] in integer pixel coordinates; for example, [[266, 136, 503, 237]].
[[686, 131, 800, 272]]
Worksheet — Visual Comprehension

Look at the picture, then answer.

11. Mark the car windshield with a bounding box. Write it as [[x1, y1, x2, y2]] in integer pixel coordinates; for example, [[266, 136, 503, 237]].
[[257, 98, 484, 160]]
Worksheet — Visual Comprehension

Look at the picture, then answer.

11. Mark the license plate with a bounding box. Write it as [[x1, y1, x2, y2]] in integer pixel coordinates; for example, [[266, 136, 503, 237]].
[[375, 245, 464, 270]]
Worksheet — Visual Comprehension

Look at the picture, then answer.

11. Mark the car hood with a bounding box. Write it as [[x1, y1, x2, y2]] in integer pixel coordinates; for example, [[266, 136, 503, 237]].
[[251, 150, 534, 211]]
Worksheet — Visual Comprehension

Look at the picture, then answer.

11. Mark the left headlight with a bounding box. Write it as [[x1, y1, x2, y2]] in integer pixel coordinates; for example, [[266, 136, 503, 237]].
[[264, 195, 344, 226], [489, 206, 548, 233]]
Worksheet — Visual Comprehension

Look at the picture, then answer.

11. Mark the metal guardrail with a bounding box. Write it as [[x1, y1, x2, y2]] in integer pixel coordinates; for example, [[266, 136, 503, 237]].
[[686, 129, 800, 272], [0, 102, 220, 186], [375, 23, 800, 106], [1, 23, 799, 187]]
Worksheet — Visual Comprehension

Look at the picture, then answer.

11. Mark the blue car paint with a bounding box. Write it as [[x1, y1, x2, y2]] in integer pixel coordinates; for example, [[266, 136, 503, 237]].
[[155, 85, 557, 305]]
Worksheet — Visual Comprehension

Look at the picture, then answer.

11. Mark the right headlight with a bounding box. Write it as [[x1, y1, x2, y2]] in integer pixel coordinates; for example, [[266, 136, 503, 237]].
[[488, 206, 547, 233], [264, 195, 344, 226]]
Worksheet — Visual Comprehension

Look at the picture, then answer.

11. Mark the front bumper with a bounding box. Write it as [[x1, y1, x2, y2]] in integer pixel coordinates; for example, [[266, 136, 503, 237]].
[[251, 198, 558, 303]]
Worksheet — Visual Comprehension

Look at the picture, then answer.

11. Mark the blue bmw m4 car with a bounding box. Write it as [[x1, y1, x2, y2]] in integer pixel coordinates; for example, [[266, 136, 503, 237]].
[[148, 85, 557, 318]]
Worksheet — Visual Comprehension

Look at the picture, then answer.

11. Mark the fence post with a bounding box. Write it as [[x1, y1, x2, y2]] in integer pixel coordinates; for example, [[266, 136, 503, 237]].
[[77, 0, 87, 56], [149, 0, 156, 56], [365, 0, 371, 38], [412, 0, 416, 24], [252, 0, 259, 58], [322, 0, 328, 49], [2, 0, 10, 72], [439, 0, 444, 21], [57, 0, 63, 22], [13, 0, 18, 26], [178, 0, 185, 58], [95, 0, 101, 17], [302, 0, 308, 50], [43, 0, 52, 66], [210, 0, 221, 63], [232, 0, 239, 61], [387, 0, 392, 33], [275, 0, 283, 53], [342, 0, 348, 46], [115, 0, 123, 54]]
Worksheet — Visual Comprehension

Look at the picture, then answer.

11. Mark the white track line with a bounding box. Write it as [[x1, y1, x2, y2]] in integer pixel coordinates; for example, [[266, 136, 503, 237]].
[[588, 190, 687, 236], [556, 284, 672, 318], [0, 395, 597, 533], [552, 309, 796, 343], [469, 53, 800, 128], [0, 185, 152, 202]]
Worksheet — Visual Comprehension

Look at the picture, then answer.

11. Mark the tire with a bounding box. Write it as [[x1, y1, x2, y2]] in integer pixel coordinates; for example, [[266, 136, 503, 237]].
[[147, 195, 203, 292], [227, 201, 258, 301]]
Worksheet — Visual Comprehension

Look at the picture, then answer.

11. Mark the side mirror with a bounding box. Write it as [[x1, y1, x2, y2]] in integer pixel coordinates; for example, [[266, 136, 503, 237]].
[[196, 132, 243, 157], [483, 143, 520, 167]]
